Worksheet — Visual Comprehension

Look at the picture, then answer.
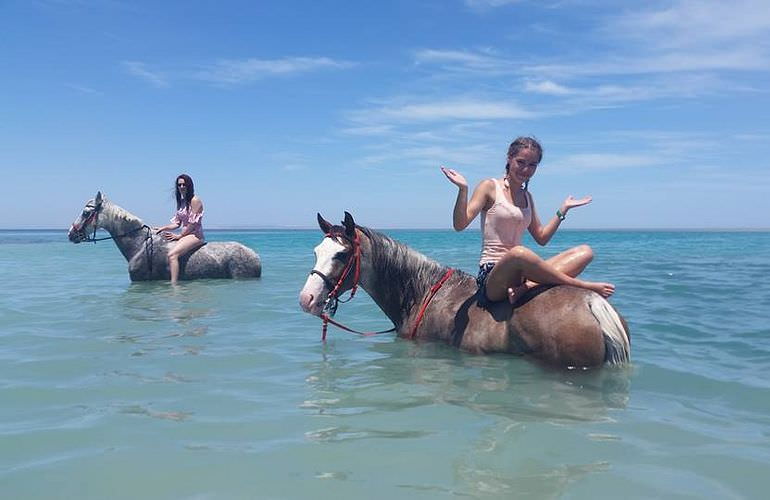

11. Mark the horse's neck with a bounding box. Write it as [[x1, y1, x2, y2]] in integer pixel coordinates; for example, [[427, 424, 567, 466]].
[[99, 203, 148, 261], [358, 230, 443, 329]]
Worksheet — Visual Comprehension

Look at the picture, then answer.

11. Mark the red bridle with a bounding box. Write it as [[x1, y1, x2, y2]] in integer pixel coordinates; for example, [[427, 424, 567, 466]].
[[313, 230, 383, 340], [312, 229, 455, 342], [326, 230, 361, 304]]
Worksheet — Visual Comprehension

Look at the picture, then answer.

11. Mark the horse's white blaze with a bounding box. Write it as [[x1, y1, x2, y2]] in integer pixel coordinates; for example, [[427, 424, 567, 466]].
[[299, 238, 346, 314], [588, 294, 630, 365]]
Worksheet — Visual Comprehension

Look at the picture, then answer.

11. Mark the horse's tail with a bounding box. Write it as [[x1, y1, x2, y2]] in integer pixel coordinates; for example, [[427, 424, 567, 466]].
[[588, 294, 630, 365]]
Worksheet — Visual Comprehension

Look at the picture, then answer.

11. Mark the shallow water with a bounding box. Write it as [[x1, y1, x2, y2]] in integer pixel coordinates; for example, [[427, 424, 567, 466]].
[[1, 229, 769, 499]]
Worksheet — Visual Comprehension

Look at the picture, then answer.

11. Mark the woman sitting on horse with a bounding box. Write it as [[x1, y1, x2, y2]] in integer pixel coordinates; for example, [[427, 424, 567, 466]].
[[153, 174, 205, 284], [441, 136, 614, 305]]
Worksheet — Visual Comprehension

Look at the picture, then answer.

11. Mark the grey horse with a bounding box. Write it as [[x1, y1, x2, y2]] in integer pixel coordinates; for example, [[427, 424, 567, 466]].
[[68, 192, 261, 281]]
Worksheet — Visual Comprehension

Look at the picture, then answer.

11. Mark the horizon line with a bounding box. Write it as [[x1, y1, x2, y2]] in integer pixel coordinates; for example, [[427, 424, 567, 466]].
[[3, 226, 770, 232]]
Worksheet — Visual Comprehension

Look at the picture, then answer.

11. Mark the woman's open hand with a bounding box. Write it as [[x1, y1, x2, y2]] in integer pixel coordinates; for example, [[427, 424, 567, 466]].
[[441, 166, 468, 189], [562, 195, 592, 213], [162, 232, 179, 241]]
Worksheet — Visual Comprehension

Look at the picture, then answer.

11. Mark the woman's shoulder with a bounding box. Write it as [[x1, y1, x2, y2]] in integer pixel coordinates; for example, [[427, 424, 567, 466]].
[[477, 178, 498, 191], [190, 196, 204, 211]]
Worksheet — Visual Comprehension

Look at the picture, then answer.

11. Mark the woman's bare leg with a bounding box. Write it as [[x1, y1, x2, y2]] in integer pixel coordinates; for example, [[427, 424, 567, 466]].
[[545, 244, 594, 278], [513, 245, 596, 301], [167, 234, 204, 284], [484, 245, 614, 303]]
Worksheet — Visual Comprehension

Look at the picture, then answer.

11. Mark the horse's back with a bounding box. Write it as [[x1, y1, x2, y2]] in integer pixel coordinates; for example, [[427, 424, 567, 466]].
[[442, 281, 628, 368], [186, 241, 261, 278], [128, 240, 261, 280]]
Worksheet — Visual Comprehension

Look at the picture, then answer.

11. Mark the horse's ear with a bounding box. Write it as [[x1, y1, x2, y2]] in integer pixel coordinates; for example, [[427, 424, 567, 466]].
[[342, 211, 356, 236], [317, 213, 332, 234], [95, 191, 103, 205]]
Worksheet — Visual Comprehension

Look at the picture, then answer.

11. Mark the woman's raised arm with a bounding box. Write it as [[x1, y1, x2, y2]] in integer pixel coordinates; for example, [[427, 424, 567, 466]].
[[441, 167, 491, 231]]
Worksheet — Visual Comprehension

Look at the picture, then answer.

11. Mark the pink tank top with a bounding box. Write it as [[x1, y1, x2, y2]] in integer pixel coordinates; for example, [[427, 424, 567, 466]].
[[479, 178, 531, 266], [171, 206, 205, 240]]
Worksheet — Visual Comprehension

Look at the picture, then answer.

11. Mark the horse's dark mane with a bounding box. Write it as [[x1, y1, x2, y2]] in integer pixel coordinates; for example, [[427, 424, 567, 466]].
[[358, 225, 455, 320]]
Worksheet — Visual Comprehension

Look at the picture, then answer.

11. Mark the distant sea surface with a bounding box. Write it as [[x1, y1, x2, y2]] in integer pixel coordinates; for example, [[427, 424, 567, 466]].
[[1, 229, 769, 499]]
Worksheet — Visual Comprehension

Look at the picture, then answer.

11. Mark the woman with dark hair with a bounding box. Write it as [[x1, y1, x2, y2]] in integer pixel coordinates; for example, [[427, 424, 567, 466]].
[[441, 136, 614, 305], [154, 174, 205, 284]]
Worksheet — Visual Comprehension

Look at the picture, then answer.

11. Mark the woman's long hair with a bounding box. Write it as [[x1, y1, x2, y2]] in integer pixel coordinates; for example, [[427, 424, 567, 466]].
[[175, 174, 195, 210]]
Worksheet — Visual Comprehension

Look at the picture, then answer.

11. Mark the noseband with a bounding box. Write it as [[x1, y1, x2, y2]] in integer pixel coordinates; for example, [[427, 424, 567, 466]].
[[70, 202, 102, 243], [309, 230, 397, 340], [309, 230, 363, 339]]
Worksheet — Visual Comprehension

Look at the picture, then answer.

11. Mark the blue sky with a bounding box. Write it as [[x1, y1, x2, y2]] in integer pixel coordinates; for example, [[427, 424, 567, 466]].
[[1, 0, 769, 229]]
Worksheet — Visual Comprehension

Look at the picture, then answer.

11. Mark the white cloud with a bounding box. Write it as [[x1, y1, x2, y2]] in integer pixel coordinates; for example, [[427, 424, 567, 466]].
[[356, 143, 495, 169], [546, 153, 664, 173], [352, 98, 536, 123], [607, 0, 770, 50], [65, 83, 103, 95], [122, 61, 168, 88], [526, 47, 770, 78], [414, 49, 500, 70], [123, 57, 353, 87], [523, 80, 573, 95], [193, 57, 354, 85], [465, 0, 523, 8], [417, 1, 770, 82], [341, 125, 396, 136]]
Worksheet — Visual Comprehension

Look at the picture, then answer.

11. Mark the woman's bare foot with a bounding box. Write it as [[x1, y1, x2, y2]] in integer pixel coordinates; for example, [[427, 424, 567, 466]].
[[587, 281, 615, 298]]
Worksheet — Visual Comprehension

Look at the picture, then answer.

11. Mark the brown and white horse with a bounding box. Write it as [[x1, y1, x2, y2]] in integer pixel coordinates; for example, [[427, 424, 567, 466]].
[[299, 212, 630, 369]]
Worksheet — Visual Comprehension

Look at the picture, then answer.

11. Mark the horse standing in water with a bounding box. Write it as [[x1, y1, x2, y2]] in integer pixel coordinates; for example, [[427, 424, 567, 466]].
[[299, 213, 629, 369], [68, 192, 261, 281]]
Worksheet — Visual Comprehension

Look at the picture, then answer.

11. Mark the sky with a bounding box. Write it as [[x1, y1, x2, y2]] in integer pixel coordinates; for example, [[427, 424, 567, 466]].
[[1, 0, 769, 229]]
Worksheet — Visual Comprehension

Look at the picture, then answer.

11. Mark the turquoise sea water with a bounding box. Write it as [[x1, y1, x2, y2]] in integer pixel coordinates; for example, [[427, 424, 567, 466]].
[[1, 228, 769, 499]]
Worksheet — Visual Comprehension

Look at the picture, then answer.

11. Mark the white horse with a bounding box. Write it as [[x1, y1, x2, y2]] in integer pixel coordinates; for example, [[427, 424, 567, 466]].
[[68, 192, 261, 281]]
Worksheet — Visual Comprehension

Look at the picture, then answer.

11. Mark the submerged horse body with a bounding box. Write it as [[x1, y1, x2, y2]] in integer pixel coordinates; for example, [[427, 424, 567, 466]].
[[299, 213, 629, 369], [68, 192, 261, 281]]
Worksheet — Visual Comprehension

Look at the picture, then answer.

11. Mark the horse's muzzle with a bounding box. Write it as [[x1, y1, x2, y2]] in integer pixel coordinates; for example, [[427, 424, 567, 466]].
[[68, 226, 86, 243], [299, 289, 329, 316]]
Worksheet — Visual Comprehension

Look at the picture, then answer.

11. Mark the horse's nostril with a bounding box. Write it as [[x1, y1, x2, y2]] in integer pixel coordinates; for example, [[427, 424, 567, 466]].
[[299, 291, 315, 311]]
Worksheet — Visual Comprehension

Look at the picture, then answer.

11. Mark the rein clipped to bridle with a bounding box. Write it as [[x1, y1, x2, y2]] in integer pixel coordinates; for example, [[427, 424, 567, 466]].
[[311, 229, 455, 342], [311, 230, 396, 341]]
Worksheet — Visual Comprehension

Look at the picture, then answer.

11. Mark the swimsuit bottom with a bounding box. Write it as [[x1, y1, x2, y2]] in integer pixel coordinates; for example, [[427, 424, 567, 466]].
[[476, 262, 496, 305]]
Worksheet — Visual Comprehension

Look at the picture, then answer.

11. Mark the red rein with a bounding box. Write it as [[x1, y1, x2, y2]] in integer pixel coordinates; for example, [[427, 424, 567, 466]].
[[319, 231, 454, 342], [408, 268, 454, 339]]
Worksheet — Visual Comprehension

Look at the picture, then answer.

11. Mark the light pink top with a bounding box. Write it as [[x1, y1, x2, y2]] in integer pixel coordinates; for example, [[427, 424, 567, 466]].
[[479, 178, 531, 266], [171, 206, 204, 240]]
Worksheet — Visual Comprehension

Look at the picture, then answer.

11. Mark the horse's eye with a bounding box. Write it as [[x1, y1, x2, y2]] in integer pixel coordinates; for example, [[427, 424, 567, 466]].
[[332, 252, 347, 262]]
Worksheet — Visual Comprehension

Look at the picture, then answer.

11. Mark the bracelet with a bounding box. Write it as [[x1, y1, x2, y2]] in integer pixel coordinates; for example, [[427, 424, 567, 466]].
[[556, 209, 566, 221]]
